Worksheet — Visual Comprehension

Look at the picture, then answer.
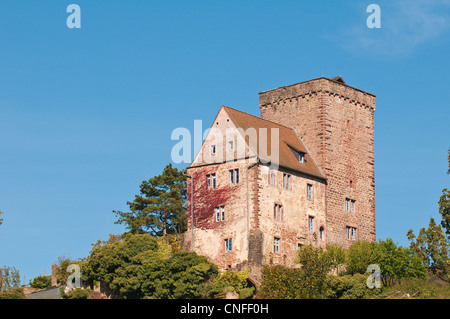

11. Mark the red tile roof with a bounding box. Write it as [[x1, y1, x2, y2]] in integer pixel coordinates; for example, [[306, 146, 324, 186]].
[[190, 105, 325, 180]]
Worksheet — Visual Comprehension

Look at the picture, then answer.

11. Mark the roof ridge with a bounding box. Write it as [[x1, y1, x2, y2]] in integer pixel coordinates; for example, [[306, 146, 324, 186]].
[[222, 105, 294, 131]]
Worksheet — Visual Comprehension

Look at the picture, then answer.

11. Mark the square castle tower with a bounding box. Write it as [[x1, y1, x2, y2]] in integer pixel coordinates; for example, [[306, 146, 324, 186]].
[[185, 76, 376, 279]]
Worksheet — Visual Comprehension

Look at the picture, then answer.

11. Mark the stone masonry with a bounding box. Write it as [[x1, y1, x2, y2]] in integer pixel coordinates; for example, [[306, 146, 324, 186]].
[[185, 76, 376, 282]]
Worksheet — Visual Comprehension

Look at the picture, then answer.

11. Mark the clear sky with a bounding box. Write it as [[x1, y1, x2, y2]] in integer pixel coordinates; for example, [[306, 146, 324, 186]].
[[0, 0, 449, 284]]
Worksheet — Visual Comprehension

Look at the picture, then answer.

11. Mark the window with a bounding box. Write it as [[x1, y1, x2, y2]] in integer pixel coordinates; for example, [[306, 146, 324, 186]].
[[207, 173, 216, 189], [268, 170, 275, 186], [298, 152, 305, 164], [283, 173, 291, 190], [229, 141, 234, 150], [211, 145, 216, 155], [226, 119, 230, 128], [225, 238, 232, 252], [290, 147, 305, 164], [319, 226, 324, 240], [274, 237, 280, 254], [215, 206, 225, 222], [346, 198, 356, 213], [308, 216, 314, 232], [274, 204, 283, 221], [346, 226, 357, 241], [229, 169, 239, 185], [307, 184, 313, 201], [297, 243, 303, 251]]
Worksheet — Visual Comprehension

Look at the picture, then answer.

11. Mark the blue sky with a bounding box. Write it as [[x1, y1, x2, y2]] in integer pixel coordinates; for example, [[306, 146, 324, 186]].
[[0, 0, 449, 284]]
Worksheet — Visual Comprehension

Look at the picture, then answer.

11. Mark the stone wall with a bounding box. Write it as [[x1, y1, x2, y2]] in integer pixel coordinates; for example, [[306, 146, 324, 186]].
[[259, 77, 376, 248]]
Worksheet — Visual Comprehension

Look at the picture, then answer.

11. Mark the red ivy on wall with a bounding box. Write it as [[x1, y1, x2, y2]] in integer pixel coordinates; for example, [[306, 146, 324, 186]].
[[187, 166, 235, 230]]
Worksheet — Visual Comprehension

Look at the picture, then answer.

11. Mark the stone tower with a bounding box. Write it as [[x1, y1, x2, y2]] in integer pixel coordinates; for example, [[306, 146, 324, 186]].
[[258, 76, 376, 247]]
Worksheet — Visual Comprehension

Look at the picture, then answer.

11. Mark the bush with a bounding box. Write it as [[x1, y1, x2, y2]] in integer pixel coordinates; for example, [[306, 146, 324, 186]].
[[61, 287, 93, 299], [205, 269, 254, 299], [0, 288, 26, 299], [345, 241, 379, 275], [29, 276, 51, 289], [258, 265, 303, 299], [324, 274, 380, 299]]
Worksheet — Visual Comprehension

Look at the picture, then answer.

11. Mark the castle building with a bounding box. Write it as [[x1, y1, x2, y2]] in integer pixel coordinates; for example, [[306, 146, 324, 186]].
[[185, 76, 376, 280]]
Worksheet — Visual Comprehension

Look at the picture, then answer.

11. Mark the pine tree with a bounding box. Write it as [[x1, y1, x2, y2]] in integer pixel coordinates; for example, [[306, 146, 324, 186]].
[[114, 164, 187, 236]]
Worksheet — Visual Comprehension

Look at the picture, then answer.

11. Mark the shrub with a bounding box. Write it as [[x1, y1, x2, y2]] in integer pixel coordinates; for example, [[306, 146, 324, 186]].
[[0, 288, 26, 299], [205, 269, 254, 299], [61, 287, 93, 299], [324, 274, 380, 299], [29, 276, 51, 289]]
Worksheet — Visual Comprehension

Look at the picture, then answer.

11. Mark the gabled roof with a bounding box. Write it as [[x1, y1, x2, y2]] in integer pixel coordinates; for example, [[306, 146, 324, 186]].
[[190, 105, 325, 180]]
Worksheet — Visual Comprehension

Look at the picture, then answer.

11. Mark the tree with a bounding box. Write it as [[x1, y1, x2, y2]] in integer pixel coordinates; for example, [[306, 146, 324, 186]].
[[407, 218, 449, 281], [374, 238, 426, 286], [0, 267, 21, 292], [447, 147, 450, 175], [29, 276, 51, 289], [439, 189, 450, 240], [345, 241, 379, 275], [440, 147, 450, 239], [114, 164, 187, 236], [83, 233, 217, 299]]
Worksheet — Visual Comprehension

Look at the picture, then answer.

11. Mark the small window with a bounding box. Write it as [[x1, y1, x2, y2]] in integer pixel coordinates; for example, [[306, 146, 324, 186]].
[[215, 206, 225, 222], [274, 204, 283, 221], [308, 216, 314, 232], [299, 152, 305, 164], [207, 173, 216, 189], [274, 237, 280, 254], [211, 145, 216, 155], [226, 119, 230, 128], [307, 184, 313, 201], [225, 238, 232, 252], [229, 141, 234, 150], [297, 243, 303, 251], [283, 173, 291, 190], [319, 226, 324, 240], [290, 147, 305, 165], [268, 170, 275, 186], [346, 198, 356, 213], [229, 169, 239, 185], [346, 226, 357, 241]]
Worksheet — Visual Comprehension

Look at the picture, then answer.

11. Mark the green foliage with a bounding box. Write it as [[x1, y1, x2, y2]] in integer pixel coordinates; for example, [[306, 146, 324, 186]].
[[205, 269, 254, 299], [324, 274, 379, 299], [113, 164, 187, 236], [0, 288, 26, 299], [374, 238, 427, 286], [0, 266, 21, 292], [379, 277, 450, 299], [259, 244, 338, 299], [407, 218, 449, 281], [61, 287, 93, 299], [439, 189, 450, 240], [345, 241, 379, 275], [322, 244, 346, 273], [84, 233, 217, 299], [29, 275, 51, 289], [258, 265, 303, 299]]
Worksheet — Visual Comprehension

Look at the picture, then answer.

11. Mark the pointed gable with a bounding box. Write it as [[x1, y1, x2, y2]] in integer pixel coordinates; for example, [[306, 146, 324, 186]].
[[189, 105, 325, 181], [223, 106, 325, 180]]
